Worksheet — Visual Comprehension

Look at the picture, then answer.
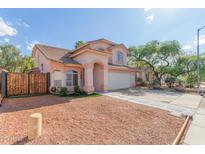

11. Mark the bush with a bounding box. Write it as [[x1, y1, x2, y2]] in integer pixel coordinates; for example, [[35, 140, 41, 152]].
[[58, 87, 68, 96], [74, 86, 82, 94]]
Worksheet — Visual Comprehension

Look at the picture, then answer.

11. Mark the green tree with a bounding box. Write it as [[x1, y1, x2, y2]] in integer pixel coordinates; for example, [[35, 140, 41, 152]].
[[0, 44, 23, 72], [129, 40, 182, 83], [177, 54, 205, 87], [20, 56, 34, 73], [0, 44, 34, 73], [75, 41, 85, 49]]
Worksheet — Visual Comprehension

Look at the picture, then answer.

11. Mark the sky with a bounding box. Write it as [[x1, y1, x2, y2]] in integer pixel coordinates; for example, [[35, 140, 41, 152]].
[[1, 8, 205, 56]]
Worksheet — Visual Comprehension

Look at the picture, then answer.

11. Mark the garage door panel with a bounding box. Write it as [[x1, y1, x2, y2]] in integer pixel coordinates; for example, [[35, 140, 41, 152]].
[[108, 72, 134, 90]]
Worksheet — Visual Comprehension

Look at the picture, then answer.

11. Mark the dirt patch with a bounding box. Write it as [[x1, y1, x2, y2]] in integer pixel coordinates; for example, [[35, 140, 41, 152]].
[[0, 95, 184, 145]]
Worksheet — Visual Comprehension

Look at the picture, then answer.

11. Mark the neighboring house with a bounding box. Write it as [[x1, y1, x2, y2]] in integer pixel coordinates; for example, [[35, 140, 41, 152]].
[[32, 38, 146, 93]]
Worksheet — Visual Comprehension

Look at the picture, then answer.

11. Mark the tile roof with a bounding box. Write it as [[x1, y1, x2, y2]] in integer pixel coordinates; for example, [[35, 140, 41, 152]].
[[34, 44, 81, 65]]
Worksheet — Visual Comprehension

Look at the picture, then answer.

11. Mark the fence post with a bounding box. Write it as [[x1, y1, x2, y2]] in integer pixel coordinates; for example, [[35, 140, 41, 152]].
[[47, 72, 50, 94], [28, 72, 30, 95], [1, 71, 7, 97]]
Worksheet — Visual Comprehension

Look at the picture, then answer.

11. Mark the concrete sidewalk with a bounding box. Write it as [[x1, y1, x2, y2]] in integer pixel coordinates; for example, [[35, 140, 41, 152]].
[[183, 99, 205, 145]]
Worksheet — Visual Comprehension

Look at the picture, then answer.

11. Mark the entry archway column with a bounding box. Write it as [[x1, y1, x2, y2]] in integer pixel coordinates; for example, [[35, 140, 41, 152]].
[[83, 63, 94, 93], [102, 65, 108, 92]]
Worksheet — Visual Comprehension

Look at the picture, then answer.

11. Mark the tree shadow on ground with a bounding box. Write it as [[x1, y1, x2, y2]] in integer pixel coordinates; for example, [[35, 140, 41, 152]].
[[0, 95, 73, 113]]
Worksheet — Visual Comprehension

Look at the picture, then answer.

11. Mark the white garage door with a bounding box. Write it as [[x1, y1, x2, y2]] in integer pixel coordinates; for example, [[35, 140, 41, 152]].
[[108, 72, 135, 90]]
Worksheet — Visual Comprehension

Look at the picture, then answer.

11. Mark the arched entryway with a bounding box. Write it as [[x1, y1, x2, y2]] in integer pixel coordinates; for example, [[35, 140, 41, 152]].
[[83, 60, 108, 93], [93, 63, 104, 92]]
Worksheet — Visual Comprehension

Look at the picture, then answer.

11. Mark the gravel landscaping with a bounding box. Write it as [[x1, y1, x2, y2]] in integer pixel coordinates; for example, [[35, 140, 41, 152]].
[[0, 95, 184, 145]]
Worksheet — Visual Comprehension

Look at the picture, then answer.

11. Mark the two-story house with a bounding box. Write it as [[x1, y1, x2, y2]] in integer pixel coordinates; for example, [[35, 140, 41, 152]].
[[32, 38, 146, 93]]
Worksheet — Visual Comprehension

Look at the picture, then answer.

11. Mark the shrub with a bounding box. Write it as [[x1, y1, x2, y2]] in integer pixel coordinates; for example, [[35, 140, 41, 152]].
[[74, 86, 82, 94], [58, 87, 68, 96]]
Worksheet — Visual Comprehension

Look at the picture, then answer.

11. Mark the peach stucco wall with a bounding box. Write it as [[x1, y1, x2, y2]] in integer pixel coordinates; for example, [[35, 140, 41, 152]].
[[33, 48, 82, 90], [73, 51, 108, 65], [73, 51, 109, 92], [89, 42, 111, 51], [112, 46, 127, 65], [93, 63, 104, 91], [49, 61, 82, 89], [89, 42, 127, 65], [33, 48, 51, 73]]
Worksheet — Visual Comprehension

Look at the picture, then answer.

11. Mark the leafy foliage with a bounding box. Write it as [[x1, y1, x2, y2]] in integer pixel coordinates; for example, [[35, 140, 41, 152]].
[[129, 40, 182, 83], [58, 87, 69, 96], [74, 85, 82, 95], [19, 56, 35, 73], [0, 44, 34, 73], [75, 41, 85, 49]]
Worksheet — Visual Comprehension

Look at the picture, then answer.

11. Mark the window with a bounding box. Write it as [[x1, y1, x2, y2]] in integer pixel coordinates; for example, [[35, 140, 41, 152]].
[[118, 51, 123, 64], [66, 70, 78, 86], [53, 70, 62, 87]]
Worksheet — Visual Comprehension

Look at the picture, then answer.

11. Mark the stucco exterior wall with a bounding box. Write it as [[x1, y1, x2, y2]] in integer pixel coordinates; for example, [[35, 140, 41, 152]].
[[33, 49, 51, 73], [136, 71, 146, 81], [112, 46, 127, 65], [88, 42, 127, 65], [93, 63, 104, 91], [49, 61, 82, 89], [73, 51, 108, 66], [89, 42, 111, 51], [73, 51, 109, 92]]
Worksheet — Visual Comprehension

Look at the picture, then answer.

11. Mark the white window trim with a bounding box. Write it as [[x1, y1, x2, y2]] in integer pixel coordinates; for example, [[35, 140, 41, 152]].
[[66, 70, 78, 87], [53, 70, 62, 87]]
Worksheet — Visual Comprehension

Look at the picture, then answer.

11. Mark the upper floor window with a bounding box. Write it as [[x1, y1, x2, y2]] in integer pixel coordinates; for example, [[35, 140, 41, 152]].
[[66, 70, 78, 86], [118, 51, 123, 64]]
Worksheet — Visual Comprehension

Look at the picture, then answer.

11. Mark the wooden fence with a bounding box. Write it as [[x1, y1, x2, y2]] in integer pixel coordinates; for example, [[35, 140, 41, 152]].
[[1, 72, 50, 97]]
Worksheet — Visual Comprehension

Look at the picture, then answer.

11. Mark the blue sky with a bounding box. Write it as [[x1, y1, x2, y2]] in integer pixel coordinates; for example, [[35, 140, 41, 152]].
[[1, 8, 205, 55]]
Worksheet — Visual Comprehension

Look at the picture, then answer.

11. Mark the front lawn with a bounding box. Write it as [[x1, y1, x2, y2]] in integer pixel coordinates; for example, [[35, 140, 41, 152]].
[[0, 95, 184, 145]]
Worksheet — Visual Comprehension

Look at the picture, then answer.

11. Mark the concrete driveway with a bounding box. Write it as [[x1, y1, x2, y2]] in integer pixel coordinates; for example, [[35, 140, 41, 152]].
[[103, 88, 202, 117], [107, 88, 182, 103]]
